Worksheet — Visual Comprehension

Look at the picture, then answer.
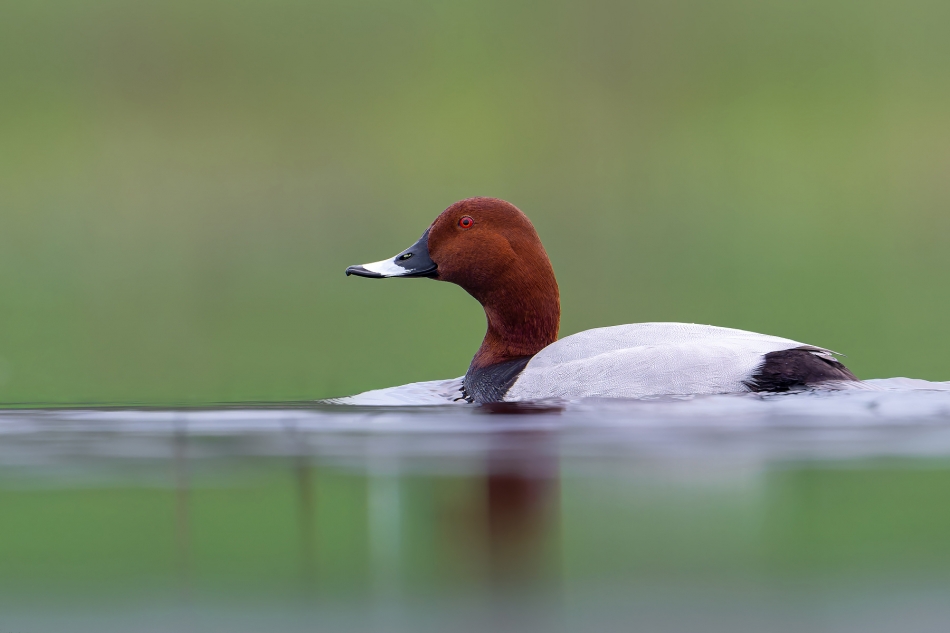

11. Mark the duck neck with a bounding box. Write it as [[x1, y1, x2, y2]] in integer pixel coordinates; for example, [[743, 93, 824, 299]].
[[461, 279, 559, 403], [469, 274, 560, 371]]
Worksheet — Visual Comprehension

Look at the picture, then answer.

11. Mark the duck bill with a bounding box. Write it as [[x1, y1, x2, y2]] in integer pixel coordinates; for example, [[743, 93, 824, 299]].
[[345, 228, 438, 279]]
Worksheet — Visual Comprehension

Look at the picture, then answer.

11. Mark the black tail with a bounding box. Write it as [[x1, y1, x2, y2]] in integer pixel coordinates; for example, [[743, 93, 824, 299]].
[[745, 347, 858, 392]]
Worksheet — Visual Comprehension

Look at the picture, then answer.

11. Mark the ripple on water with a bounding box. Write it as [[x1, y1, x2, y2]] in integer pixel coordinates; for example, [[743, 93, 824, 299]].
[[0, 378, 949, 477]]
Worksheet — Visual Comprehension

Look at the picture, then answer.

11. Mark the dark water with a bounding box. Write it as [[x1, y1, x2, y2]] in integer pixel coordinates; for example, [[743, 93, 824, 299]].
[[3, 389, 950, 632]]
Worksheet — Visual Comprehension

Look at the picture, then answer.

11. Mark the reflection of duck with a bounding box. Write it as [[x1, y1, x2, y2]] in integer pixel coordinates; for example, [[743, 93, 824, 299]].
[[446, 428, 558, 588], [346, 197, 857, 403], [483, 441, 557, 586]]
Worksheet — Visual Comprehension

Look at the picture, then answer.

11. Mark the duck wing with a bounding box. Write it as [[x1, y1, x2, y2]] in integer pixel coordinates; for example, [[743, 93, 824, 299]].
[[505, 323, 849, 401]]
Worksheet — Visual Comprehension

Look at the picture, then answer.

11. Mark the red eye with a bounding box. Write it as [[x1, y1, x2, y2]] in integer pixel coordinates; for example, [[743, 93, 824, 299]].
[[458, 216, 474, 229]]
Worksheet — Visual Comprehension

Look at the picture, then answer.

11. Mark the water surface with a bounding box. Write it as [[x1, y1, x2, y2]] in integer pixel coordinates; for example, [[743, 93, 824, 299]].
[[3, 386, 950, 632]]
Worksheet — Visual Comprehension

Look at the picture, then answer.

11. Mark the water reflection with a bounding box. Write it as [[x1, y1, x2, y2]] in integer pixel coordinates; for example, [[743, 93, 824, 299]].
[[482, 430, 557, 589], [293, 454, 316, 594], [1, 395, 950, 631], [173, 419, 192, 600]]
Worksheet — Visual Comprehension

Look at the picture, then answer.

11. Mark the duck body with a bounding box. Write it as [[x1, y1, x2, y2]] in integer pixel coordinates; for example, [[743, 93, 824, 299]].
[[346, 197, 858, 404], [494, 322, 854, 403]]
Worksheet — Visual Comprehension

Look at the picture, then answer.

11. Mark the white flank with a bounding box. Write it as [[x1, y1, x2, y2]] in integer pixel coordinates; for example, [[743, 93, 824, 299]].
[[323, 377, 468, 405], [505, 322, 846, 401]]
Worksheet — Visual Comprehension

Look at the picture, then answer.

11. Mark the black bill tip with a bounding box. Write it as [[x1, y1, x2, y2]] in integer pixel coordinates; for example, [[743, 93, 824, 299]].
[[345, 265, 384, 278]]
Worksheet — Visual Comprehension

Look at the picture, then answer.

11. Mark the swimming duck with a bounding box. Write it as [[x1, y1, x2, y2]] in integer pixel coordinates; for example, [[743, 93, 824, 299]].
[[345, 197, 857, 403]]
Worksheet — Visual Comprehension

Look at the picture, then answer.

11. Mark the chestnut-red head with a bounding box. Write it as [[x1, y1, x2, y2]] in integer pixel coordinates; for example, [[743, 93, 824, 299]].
[[346, 197, 560, 369]]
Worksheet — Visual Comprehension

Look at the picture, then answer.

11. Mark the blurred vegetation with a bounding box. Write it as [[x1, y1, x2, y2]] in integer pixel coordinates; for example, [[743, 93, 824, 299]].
[[1, 0, 948, 403]]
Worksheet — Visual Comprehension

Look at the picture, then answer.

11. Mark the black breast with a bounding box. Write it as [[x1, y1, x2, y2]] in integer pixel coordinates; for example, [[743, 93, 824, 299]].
[[744, 347, 858, 392], [462, 356, 534, 404]]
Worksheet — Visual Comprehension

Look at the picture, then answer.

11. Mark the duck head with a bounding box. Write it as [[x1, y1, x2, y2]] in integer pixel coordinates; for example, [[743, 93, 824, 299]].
[[346, 197, 561, 378]]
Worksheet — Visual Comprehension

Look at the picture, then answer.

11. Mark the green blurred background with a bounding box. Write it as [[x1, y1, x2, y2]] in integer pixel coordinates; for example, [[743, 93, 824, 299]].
[[1, 0, 948, 404]]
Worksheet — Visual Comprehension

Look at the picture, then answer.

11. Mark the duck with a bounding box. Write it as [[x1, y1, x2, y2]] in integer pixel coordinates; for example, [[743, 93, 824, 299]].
[[345, 197, 858, 404]]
